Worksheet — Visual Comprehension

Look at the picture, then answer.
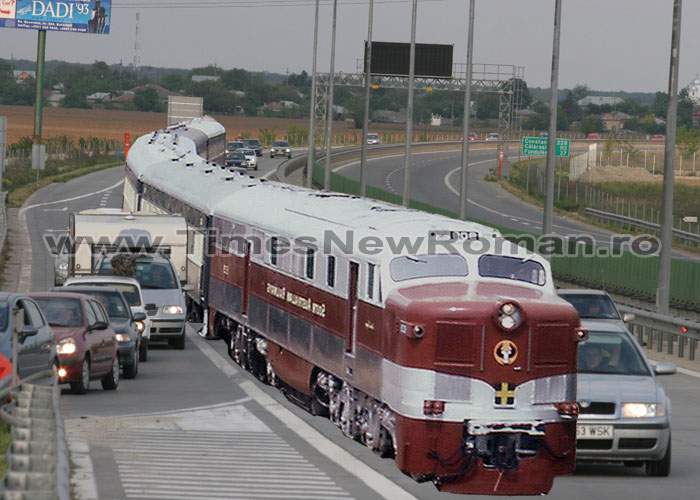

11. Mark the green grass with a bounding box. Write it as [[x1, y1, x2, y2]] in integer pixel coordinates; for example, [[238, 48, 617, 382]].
[[0, 422, 10, 479]]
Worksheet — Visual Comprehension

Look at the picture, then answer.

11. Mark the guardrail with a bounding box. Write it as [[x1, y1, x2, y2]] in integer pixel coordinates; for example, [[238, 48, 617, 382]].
[[620, 305, 700, 362], [585, 207, 700, 245]]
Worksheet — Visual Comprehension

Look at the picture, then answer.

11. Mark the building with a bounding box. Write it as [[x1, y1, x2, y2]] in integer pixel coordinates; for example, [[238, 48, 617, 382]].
[[600, 112, 631, 132], [191, 75, 220, 83], [86, 92, 112, 103], [577, 95, 624, 107]]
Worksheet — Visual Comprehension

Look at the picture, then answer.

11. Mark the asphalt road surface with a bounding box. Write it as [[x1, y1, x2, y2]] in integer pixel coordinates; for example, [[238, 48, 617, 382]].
[[19, 152, 700, 500]]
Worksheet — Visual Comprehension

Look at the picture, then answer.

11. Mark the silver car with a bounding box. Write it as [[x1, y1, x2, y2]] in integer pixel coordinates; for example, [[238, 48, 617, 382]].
[[96, 254, 187, 350], [559, 289, 635, 329], [576, 320, 675, 476]]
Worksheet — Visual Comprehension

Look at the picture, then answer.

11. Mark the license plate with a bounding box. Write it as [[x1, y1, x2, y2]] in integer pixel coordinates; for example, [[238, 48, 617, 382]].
[[577, 424, 613, 439]]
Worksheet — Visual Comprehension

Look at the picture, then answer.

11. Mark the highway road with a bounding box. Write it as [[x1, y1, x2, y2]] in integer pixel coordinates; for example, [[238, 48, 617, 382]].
[[17, 152, 700, 500]]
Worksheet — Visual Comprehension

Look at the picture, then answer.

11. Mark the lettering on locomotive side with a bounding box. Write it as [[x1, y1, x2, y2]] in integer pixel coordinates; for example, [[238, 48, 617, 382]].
[[266, 282, 327, 318]]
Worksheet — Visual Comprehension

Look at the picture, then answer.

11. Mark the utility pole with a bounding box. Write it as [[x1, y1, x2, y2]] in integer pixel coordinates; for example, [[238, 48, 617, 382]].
[[459, 0, 476, 220], [657, 0, 683, 314], [402, 0, 418, 207], [323, 0, 339, 191], [359, 0, 374, 197], [542, 0, 562, 235], [306, 0, 320, 189], [32, 29, 47, 175]]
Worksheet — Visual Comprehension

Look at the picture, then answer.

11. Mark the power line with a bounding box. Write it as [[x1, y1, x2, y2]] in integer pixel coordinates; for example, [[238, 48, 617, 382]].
[[113, 0, 442, 9]]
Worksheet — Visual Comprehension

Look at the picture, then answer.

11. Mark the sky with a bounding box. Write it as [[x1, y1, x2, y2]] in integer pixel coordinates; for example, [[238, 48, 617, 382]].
[[1, 0, 699, 93]]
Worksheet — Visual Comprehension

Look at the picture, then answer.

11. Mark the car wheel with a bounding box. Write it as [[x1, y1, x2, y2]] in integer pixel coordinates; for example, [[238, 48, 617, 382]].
[[139, 338, 149, 362], [123, 347, 139, 379], [101, 356, 120, 391], [70, 357, 91, 395], [170, 333, 186, 350], [646, 439, 671, 477]]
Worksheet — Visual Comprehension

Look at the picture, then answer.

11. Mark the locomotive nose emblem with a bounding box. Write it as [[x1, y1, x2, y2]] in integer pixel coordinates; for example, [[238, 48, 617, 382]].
[[494, 382, 517, 406], [494, 340, 518, 366]]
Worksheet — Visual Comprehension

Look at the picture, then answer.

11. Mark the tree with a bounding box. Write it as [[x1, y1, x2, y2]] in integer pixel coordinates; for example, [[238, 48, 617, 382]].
[[580, 115, 604, 134], [134, 88, 160, 112], [677, 127, 700, 159], [506, 78, 531, 110], [571, 84, 589, 102], [560, 90, 582, 124], [475, 93, 500, 120]]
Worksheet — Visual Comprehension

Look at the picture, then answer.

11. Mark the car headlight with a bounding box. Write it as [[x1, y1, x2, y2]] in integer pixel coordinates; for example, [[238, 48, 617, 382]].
[[57, 339, 77, 355], [285, 148, 290, 152], [135, 320, 145, 333], [115, 333, 130, 343], [58, 262, 68, 271], [622, 403, 663, 418], [163, 305, 184, 315]]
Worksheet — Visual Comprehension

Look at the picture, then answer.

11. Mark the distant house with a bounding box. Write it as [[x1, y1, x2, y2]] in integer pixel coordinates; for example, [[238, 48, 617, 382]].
[[231, 90, 246, 98], [112, 91, 136, 105], [130, 83, 178, 99], [430, 114, 442, 127], [47, 91, 66, 107], [86, 92, 112, 103], [688, 77, 700, 105], [577, 96, 624, 107], [280, 100, 299, 109], [600, 112, 631, 131], [13, 70, 35, 83], [191, 75, 220, 83]]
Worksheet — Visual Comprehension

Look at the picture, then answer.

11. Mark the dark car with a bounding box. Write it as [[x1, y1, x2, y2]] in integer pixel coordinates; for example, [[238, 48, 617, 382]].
[[243, 138, 263, 157], [0, 293, 56, 382], [226, 151, 247, 168], [52, 286, 144, 379], [226, 141, 245, 153], [31, 292, 119, 394]]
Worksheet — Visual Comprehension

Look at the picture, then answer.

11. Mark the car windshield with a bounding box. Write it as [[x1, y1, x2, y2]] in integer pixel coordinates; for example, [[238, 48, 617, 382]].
[[241, 149, 254, 156], [273, 141, 289, 147], [228, 152, 244, 160], [86, 291, 130, 320], [478, 255, 546, 286], [579, 332, 650, 376], [246, 140, 261, 146], [35, 298, 84, 327], [560, 293, 621, 320], [390, 254, 468, 282], [0, 302, 9, 332], [367, 134, 378, 139], [69, 283, 141, 307], [100, 258, 178, 290]]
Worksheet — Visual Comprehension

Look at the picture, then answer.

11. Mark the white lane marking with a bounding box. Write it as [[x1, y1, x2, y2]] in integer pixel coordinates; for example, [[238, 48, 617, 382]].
[[20, 179, 124, 214], [68, 439, 99, 500], [122, 493, 350, 500], [190, 332, 417, 500], [676, 366, 700, 379], [42, 206, 68, 212], [108, 398, 250, 418]]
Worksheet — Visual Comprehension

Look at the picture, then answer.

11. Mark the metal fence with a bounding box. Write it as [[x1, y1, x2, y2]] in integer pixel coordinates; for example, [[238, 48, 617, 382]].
[[585, 208, 700, 246], [621, 305, 700, 362]]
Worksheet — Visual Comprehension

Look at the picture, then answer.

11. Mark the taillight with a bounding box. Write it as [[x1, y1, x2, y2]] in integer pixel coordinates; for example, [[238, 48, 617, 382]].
[[423, 400, 445, 416], [554, 402, 579, 418]]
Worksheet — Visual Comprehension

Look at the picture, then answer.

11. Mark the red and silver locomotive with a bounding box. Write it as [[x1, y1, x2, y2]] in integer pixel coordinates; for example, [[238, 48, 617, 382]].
[[124, 118, 582, 495]]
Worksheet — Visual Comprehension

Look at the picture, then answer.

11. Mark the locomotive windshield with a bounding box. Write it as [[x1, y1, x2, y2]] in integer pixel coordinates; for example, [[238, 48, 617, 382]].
[[390, 254, 468, 282], [478, 255, 546, 286]]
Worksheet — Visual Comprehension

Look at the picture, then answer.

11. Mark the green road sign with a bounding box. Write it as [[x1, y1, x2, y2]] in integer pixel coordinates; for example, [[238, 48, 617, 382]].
[[521, 136, 571, 158]]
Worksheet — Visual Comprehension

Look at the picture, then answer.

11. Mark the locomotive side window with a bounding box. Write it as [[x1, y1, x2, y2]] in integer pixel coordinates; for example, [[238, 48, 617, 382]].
[[306, 249, 315, 280], [389, 254, 468, 282], [327, 255, 336, 288], [367, 263, 376, 300], [478, 255, 546, 286], [270, 237, 279, 266]]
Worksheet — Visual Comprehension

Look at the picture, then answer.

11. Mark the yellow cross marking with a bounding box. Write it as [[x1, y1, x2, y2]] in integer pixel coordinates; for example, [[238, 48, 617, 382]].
[[495, 383, 515, 405]]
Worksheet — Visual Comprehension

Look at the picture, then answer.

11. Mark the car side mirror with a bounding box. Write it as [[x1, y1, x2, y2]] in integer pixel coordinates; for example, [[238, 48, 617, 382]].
[[133, 312, 147, 322], [20, 326, 39, 339], [623, 313, 636, 323], [654, 363, 677, 376], [90, 321, 109, 332]]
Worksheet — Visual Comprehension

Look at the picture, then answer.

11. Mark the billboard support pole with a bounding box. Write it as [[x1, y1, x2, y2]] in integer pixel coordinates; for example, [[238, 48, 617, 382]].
[[657, 0, 683, 314], [359, 0, 374, 197], [323, 0, 339, 191], [543, 0, 562, 236], [33, 29, 47, 143], [459, 0, 476, 221], [401, 0, 418, 207], [306, 0, 320, 189]]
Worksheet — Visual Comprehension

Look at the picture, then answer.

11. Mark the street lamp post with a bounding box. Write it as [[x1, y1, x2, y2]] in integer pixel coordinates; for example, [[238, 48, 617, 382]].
[[401, 0, 418, 207], [306, 0, 321, 189], [459, 0, 476, 220], [323, 0, 339, 191], [543, 0, 562, 235], [359, 0, 375, 197], [657, 0, 683, 314]]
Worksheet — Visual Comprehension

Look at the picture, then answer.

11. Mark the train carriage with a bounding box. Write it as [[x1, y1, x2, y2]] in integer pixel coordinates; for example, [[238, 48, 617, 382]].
[[123, 118, 583, 495]]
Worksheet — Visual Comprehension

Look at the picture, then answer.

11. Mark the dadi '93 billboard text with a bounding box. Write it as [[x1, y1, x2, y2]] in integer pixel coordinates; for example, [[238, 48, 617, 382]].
[[0, 0, 111, 34]]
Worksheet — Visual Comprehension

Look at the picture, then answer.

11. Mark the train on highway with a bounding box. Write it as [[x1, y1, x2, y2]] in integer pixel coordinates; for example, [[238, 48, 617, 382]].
[[121, 117, 584, 495]]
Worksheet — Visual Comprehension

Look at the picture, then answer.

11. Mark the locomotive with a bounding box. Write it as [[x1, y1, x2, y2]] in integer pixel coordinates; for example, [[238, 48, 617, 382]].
[[124, 118, 583, 495]]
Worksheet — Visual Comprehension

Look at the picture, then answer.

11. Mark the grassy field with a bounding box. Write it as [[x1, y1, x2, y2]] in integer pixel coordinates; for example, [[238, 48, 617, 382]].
[[0, 422, 10, 479], [0, 105, 353, 144]]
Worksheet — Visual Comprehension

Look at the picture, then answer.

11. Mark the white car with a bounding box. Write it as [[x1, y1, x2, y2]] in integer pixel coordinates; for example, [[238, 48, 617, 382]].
[[238, 148, 258, 170], [366, 133, 381, 145], [485, 132, 501, 142], [63, 275, 151, 362], [270, 141, 292, 159]]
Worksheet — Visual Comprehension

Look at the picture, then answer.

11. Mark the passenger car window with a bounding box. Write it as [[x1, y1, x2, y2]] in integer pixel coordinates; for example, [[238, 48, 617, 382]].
[[90, 301, 109, 324], [85, 301, 98, 327], [22, 301, 45, 327]]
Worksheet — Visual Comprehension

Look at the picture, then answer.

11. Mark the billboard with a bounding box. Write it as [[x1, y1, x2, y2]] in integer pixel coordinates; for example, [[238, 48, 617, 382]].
[[365, 42, 454, 78], [0, 1, 111, 34], [167, 96, 204, 126]]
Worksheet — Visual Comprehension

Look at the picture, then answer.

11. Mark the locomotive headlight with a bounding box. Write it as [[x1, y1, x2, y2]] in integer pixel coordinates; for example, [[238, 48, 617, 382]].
[[622, 403, 662, 418], [497, 302, 523, 332]]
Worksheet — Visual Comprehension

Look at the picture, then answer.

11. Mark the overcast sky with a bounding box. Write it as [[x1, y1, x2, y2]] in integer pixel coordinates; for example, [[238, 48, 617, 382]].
[[1, 0, 699, 93]]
